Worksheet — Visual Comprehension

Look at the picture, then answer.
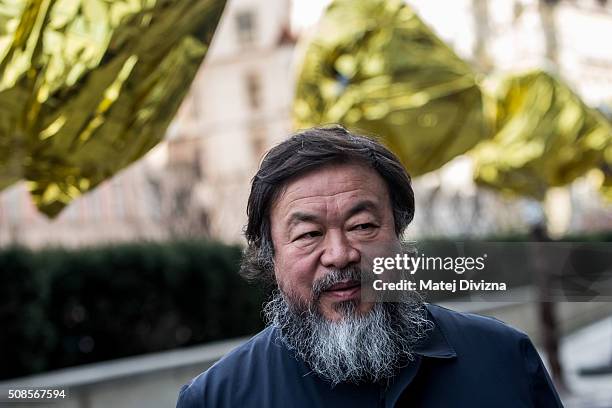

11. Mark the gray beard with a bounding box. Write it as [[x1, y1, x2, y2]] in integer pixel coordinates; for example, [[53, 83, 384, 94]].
[[263, 288, 433, 386]]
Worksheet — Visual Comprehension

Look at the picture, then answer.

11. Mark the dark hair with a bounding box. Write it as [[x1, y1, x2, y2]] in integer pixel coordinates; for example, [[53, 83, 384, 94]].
[[241, 125, 415, 285]]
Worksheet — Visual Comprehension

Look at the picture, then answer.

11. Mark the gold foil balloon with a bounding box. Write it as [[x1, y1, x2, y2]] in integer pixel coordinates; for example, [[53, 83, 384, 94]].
[[472, 70, 612, 200], [0, 0, 226, 217], [293, 0, 488, 176]]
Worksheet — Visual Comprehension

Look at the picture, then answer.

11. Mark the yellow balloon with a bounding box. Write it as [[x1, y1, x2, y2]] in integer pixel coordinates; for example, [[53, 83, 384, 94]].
[[472, 70, 612, 200], [0, 0, 226, 217], [293, 0, 488, 177]]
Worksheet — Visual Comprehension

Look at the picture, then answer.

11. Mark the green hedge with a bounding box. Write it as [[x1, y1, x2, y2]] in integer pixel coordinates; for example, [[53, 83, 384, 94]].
[[2, 232, 610, 380], [0, 241, 265, 380]]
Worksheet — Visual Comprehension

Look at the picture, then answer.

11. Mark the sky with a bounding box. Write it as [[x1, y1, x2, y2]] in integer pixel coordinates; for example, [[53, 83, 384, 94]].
[[291, 0, 332, 31]]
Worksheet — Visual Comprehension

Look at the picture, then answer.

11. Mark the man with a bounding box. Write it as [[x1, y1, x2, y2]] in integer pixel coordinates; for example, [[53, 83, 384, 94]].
[[177, 126, 563, 407]]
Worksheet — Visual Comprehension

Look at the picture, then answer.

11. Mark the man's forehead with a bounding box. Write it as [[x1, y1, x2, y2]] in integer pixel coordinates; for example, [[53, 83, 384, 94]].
[[271, 163, 391, 217]]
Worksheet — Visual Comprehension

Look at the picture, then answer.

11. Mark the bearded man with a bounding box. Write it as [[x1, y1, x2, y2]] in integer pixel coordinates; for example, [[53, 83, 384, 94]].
[[177, 126, 563, 407]]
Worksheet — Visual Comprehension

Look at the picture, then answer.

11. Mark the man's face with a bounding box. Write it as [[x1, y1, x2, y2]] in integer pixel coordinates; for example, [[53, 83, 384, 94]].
[[270, 162, 401, 321]]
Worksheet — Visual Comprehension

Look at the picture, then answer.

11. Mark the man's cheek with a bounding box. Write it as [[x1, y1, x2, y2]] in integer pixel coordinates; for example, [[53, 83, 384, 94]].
[[276, 259, 314, 296]]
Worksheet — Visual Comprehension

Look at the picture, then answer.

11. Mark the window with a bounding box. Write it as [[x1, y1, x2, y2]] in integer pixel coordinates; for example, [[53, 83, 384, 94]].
[[245, 72, 262, 109], [235, 10, 256, 45]]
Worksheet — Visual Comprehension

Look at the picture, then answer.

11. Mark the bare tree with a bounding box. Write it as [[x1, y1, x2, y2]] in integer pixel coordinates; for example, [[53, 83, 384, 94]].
[[472, 0, 493, 73], [538, 0, 560, 64]]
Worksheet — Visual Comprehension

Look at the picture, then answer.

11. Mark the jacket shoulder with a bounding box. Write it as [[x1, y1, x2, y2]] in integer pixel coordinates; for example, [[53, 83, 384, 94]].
[[426, 303, 528, 344], [176, 327, 277, 408], [425, 304, 562, 406]]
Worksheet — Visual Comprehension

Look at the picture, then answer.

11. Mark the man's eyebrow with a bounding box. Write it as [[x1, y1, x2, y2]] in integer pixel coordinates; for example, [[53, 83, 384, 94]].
[[287, 212, 319, 228], [285, 200, 380, 228]]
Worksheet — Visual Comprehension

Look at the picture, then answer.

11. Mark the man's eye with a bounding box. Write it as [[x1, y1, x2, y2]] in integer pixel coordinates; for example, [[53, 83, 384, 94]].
[[294, 231, 322, 241], [352, 223, 377, 231]]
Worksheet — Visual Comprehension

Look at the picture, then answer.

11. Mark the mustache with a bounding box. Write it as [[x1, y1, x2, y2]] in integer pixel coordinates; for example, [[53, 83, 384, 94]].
[[311, 266, 362, 301]]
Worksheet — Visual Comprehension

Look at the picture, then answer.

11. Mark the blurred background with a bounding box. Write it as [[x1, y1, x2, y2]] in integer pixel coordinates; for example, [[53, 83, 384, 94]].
[[0, 0, 611, 407]]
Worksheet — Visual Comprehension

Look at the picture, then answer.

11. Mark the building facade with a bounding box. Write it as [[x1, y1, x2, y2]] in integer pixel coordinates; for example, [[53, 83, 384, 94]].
[[162, 0, 296, 243], [0, 0, 296, 247], [1, 0, 611, 247]]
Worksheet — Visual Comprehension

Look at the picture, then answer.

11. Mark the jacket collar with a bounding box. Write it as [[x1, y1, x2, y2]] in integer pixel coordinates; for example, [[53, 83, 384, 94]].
[[412, 304, 457, 359]]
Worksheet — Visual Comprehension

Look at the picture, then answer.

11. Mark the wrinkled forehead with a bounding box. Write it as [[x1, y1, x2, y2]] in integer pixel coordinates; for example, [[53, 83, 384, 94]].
[[270, 162, 393, 221]]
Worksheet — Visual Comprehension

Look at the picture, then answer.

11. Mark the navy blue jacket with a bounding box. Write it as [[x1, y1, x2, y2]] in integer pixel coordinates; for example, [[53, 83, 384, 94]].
[[177, 304, 563, 407]]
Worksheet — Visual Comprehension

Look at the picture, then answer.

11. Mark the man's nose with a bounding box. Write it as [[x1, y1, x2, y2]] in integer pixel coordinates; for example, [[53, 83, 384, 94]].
[[320, 230, 360, 269]]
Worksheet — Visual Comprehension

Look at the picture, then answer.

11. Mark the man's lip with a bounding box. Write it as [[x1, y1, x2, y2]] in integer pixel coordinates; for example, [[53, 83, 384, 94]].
[[322, 280, 361, 300], [325, 280, 360, 292]]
